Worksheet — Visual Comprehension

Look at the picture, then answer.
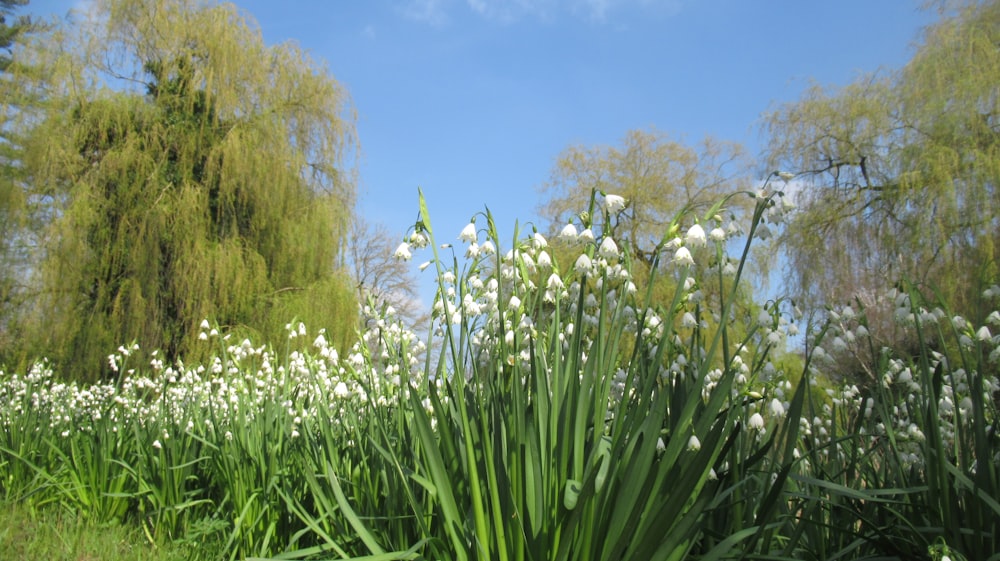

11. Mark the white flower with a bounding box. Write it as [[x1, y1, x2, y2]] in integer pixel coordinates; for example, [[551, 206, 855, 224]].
[[599, 237, 619, 259], [559, 223, 578, 240], [687, 435, 702, 451], [976, 325, 992, 342], [333, 381, 350, 398], [533, 232, 548, 248], [537, 250, 552, 269], [603, 193, 626, 213], [480, 240, 496, 255], [408, 231, 428, 248], [458, 222, 477, 243], [152, 440, 162, 450], [419, 260, 432, 271], [709, 227, 726, 242], [987, 311, 1000, 326], [579, 228, 595, 243], [748, 412, 765, 431], [200, 319, 210, 330], [465, 242, 480, 258], [673, 246, 694, 266], [681, 312, 698, 328], [546, 273, 564, 291], [768, 398, 785, 418], [574, 254, 593, 275], [393, 242, 412, 261], [685, 224, 706, 247], [777, 171, 795, 181]]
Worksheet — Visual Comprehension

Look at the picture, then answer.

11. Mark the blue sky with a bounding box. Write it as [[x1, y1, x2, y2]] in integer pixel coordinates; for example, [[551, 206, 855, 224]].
[[36, 0, 938, 307]]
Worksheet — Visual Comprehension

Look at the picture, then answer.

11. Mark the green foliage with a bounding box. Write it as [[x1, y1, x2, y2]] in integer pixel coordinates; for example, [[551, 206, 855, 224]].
[[764, 0, 1000, 338], [0, 192, 998, 560], [8, 0, 357, 378], [0, 0, 46, 365], [0, 0, 31, 72]]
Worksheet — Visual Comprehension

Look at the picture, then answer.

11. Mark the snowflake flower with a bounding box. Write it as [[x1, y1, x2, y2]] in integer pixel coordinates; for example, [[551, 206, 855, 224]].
[[393, 242, 412, 261], [599, 237, 619, 260], [685, 224, 706, 247], [673, 246, 694, 266], [603, 193, 626, 213], [559, 223, 578, 240], [459, 222, 477, 243]]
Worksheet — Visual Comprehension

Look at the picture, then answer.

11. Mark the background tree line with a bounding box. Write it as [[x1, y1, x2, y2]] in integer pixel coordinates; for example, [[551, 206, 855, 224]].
[[1, 0, 996, 385]]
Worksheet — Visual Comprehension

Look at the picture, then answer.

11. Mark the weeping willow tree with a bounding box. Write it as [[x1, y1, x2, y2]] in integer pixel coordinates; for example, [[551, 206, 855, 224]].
[[763, 0, 1000, 335], [16, 0, 357, 379]]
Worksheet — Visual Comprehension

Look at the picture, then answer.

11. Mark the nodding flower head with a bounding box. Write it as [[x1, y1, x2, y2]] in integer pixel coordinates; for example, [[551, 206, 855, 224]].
[[673, 246, 694, 266], [458, 222, 477, 243], [685, 224, 707, 248], [393, 242, 412, 261], [603, 193, 626, 213]]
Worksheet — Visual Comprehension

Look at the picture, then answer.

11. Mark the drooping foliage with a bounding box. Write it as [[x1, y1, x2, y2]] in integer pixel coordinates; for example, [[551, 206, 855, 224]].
[[12, 0, 357, 378], [0, 0, 31, 72], [0, 0, 45, 361], [764, 0, 1000, 336]]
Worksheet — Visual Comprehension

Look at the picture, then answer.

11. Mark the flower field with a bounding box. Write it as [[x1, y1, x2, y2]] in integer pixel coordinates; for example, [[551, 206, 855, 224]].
[[1, 190, 998, 561]]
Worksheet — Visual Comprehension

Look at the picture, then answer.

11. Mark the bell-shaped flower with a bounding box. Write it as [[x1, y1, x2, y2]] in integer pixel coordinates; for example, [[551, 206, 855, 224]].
[[748, 412, 765, 431], [533, 232, 548, 248], [537, 250, 552, 269], [459, 222, 477, 243], [579, 228, 595, 243], [603, 193, 626, 213], [756, 223, 772, 241], [598, 237, 619, 260], [393, 242, 412, 261], [574, 254, 593, 275], [681, 311, 698, 328], [768, 398, 785, 418], [559, 223, 578, 240], [673, 246, 694, 266], [546, 272, 564, 291], [977, 325, 992, 342], [408, 231, 429, 248], [687, 435, 702, 451], [685, 224, 706, 247], [709, 227, 726, 242]]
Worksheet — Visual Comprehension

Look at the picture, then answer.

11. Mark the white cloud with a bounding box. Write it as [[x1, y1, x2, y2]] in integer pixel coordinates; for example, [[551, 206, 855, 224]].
[[465, 0, 557, 22], [399, 0, 682, 25], [399, 0, 451, 26]]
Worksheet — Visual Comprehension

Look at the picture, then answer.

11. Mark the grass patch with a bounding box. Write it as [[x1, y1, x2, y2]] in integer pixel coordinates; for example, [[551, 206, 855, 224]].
[[0, 501, 196, 561]]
